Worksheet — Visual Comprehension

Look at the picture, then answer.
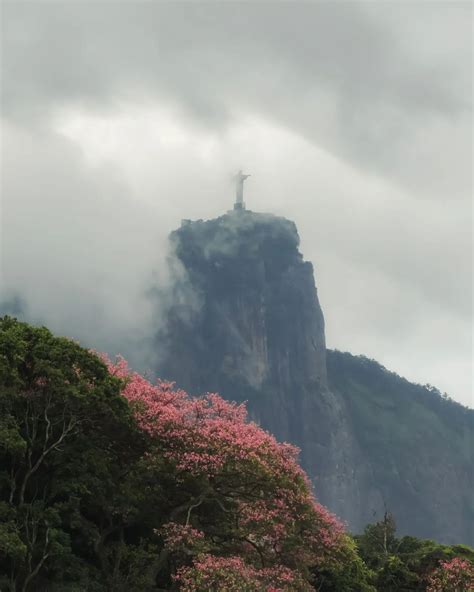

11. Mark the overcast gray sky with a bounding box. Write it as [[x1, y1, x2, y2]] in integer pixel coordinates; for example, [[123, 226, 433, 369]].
[[1, 1, 472, 406]]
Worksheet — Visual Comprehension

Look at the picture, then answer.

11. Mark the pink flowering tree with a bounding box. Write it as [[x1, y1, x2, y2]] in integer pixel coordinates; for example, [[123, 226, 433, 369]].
[[175, 556, 312, 592], [107, 356, 353, 591], [426, 557, 474, 592]]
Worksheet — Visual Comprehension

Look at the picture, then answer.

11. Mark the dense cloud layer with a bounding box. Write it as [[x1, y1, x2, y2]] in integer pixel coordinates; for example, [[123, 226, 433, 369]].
[[1, 2, 472, 405]]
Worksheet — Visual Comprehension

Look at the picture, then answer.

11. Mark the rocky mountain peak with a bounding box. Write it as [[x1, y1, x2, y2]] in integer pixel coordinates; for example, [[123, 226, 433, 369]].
[[157, 211, 474, 545]]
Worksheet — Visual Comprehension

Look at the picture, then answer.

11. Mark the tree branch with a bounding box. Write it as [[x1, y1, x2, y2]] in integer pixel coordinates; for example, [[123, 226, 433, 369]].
[[21, 527, 50, 592], [19, 416, 78, 506]]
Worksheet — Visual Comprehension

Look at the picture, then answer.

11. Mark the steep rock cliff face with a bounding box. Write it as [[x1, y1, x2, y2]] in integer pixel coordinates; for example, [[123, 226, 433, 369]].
[[157, 211, 473, 545]]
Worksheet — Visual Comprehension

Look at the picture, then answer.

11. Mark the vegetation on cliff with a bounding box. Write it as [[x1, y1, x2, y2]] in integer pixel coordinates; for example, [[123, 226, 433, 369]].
[[327, 350, 474, 545]]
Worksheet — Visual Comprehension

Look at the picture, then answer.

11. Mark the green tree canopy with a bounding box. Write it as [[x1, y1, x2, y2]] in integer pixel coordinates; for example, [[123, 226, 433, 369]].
[[0, 317, 145, 591]]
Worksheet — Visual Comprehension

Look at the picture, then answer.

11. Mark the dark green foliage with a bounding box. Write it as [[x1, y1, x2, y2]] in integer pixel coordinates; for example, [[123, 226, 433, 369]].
[[0, 317, 147, 591], [356, 512, 399, 570], [311, 512, 473, 592], [355, 514, 474, 591], [312, 541, 376, 591]]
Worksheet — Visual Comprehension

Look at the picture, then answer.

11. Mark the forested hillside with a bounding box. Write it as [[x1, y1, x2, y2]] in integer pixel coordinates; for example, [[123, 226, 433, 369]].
[[327, 350, 473, 545]]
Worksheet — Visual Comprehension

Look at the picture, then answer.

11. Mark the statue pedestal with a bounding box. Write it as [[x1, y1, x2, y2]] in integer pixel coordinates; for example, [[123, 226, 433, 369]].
[[234, 202, 246, 211]]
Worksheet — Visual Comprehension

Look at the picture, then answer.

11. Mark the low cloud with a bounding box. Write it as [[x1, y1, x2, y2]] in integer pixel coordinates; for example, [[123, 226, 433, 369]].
[[1, 2, 471, 405]]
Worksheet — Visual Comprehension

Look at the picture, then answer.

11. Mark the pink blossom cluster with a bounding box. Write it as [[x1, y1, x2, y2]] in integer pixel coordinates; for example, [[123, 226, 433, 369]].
[[175, 555, 313, 592], [108, 356, 300, 479], [159, 522, 205, 553], [426, 557, 474, 592], [104, 356, 348, 589]]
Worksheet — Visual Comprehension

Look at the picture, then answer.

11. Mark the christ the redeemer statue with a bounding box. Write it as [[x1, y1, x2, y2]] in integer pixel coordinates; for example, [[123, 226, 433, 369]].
[[234, 169, 250, 211]]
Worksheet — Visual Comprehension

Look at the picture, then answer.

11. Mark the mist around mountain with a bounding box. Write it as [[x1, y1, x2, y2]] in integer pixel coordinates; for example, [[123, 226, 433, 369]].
[[157, 210, 474, 547]]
